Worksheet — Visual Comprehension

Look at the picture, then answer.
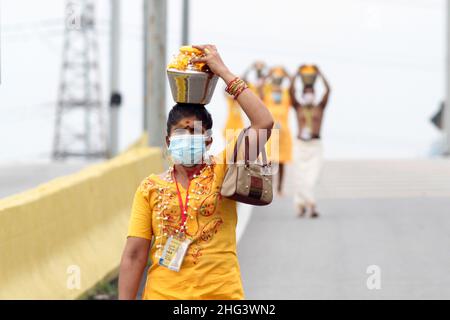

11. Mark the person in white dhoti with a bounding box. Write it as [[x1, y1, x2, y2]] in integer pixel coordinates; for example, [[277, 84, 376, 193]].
[[290, 66, 330, 218]]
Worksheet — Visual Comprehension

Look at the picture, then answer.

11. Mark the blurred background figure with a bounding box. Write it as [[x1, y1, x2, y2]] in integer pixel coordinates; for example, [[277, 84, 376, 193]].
[[223, 92, 245, 140], [261, 66, 293, 195], [223, 61, 267, 140], [242, 60, 267, 91], [290, 65, 330, 218]]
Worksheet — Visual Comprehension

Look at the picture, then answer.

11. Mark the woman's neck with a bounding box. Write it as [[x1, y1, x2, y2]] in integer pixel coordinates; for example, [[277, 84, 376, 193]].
[[174, 164, 205, 180]]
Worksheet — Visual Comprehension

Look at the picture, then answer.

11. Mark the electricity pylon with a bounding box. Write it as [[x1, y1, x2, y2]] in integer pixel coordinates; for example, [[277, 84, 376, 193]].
[[53, 0, 107, 159]]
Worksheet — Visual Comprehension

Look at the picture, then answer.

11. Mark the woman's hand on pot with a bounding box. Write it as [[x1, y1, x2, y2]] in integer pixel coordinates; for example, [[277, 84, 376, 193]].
[[191, 45, 234, 82]]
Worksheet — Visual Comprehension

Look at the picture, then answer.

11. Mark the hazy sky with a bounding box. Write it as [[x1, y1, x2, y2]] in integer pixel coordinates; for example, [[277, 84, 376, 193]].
[[0, 0, 446, 162]]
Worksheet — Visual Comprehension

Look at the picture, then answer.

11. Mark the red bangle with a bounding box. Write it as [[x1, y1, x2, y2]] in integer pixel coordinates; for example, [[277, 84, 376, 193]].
[[226, 77, 240, 93]]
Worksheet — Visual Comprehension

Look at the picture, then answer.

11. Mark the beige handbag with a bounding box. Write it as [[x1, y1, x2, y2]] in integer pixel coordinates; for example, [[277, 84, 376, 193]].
[[220, 128, 273, 206]]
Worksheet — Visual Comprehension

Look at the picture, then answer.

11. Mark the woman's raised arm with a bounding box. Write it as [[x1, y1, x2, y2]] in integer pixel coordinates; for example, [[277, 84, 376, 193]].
[[192, 45, 274, 158]]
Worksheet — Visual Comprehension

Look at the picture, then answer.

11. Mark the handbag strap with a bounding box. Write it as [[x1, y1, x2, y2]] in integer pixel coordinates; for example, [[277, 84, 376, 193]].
[[232, 127, 249, 164], [232, 127, 270, 166]]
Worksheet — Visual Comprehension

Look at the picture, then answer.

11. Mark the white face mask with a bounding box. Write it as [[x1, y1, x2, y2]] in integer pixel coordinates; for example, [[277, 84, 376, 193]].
[[301, 92, 316, 106], [168, 134, 207, 167]]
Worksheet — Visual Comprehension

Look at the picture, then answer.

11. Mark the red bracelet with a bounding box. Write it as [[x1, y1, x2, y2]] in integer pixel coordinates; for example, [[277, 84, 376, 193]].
[[225, 77, 240, 94]]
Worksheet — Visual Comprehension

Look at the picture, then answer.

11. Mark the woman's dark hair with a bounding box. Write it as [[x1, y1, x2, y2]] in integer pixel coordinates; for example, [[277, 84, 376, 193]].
[[166, 103, 213, 135]]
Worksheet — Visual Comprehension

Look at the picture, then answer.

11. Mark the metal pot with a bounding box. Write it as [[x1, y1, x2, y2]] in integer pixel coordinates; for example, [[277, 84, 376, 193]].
[[167, 68, 219, 105], [298, 65, 318, 87]]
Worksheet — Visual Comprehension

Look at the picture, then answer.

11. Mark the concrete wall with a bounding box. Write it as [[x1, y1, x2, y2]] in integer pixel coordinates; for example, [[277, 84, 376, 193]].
[[0, 147, 163, 299]]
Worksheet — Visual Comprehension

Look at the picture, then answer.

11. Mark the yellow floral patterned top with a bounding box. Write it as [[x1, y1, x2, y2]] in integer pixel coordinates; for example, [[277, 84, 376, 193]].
[[127, 144, 245, 300]]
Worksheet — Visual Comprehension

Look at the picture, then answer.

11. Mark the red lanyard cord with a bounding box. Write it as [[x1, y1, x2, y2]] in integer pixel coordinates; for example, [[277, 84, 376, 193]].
[[173, 171, 190, 228], [172, 165, 207, 229]]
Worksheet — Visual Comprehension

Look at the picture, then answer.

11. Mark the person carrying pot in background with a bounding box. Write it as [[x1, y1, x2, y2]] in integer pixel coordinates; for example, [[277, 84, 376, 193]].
[[290, 65, 331, 218], [223, 61, 268, 140], [260, 66, 294, 196]]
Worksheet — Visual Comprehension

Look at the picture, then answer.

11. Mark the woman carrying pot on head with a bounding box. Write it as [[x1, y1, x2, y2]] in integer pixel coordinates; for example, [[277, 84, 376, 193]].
[[118, 44, 274, 300], [242, 60, 267, 94], [223, 61, 267, 140], [260, 66, 294, 196]]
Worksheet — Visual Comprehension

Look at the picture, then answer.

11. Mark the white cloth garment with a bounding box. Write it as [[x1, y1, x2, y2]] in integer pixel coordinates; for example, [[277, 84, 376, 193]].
[[294, 138, 324, 207]]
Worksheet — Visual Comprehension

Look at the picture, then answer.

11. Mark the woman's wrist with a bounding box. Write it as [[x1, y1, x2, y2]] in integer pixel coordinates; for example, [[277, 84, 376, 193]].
[[219, 69, 237, 85]]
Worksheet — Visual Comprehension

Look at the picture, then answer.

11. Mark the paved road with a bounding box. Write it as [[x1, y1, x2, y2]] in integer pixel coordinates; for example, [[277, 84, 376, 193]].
[[238, 160, 450, 299]]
